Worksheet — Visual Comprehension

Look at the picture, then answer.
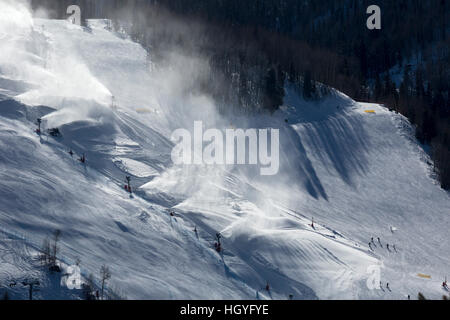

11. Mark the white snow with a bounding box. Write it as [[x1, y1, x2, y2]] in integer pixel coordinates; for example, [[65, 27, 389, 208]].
[[0, 1, 449, 300], [113, 157, 159, 178]]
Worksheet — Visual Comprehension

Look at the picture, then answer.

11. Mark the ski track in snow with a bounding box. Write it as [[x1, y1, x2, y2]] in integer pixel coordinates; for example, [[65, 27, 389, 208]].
[[0, 8, 449, 300]]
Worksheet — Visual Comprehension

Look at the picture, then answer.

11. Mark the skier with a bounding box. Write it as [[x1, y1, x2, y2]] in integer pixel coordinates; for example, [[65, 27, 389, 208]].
[[386, 244, 390, 251], [407, 295, 410, 300], [265, 282, 270, 292], [310, 217, 315, 229], [393, 244, 397, 252], [443, 278, 448, 290], [78, 153, 86, 163], [377, 237, 383, 247], [68, 149, 74, 157], [194, 226, 197, 234], [125, 176, 132, 194], [369, 242, 373, 251], [386, 283, 390, 290], [371, 237, 374, 243]]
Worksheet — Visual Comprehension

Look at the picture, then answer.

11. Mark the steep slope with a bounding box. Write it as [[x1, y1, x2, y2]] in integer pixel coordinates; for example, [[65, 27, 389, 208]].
[[0, 2, 449, 300]]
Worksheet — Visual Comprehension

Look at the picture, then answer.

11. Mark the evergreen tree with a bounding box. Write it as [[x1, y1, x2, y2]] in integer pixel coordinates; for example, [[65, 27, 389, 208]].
[[263, 66, 284, 112], [374, 75, 383, 101], [303, 70, 313, 99]]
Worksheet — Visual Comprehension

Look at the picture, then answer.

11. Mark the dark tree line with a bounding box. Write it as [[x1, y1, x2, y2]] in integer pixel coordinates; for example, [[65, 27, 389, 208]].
[[374, 58, 450, 189], [31, 0, 450, 189]]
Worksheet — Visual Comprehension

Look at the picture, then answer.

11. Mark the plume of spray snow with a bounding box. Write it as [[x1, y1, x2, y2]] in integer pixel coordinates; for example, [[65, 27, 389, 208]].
[[0, 0, 35, 78], [109, 5, 289, 224], [0, 0, 33, 33], [104, 5, 247, 206], [0, 0, 113, 128]]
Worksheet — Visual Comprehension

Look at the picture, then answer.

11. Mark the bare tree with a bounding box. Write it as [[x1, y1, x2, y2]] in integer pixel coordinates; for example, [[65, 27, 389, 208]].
[[100, 265, 111, 300], [50, 229, 61, 269], [81, 273, 96, 300], [39, 237, 51, 266]]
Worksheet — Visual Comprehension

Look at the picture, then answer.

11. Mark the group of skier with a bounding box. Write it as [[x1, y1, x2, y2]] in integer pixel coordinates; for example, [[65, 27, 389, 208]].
[[68, 148, 87, 164], [379, 281, 391, 291], [369, 235, 449, 295], [368, 237, 396, 253]]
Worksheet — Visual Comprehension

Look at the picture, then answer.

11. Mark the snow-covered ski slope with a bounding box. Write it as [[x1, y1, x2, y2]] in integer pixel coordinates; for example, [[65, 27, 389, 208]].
[[0, 1, 449, 300]]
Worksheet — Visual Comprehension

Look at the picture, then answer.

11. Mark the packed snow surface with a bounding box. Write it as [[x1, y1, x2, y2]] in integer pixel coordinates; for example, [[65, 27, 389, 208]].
[[0, 1, 448, 300]]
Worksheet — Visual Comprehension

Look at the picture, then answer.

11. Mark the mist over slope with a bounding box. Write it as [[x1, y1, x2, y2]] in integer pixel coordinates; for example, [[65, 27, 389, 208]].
[[0, 1, 449, 300]]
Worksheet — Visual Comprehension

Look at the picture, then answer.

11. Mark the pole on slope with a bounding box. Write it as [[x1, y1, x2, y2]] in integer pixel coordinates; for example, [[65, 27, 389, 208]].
[[22, 279, 39, 300], [36, 118, 42, 134], [214, 232, 222, 252], [111, 95, 117, 111], [216, 232, 221, 245]]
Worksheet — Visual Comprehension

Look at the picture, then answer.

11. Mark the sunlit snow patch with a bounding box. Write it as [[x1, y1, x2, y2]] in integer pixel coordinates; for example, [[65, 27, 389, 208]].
[[113, 157, 159, 178]]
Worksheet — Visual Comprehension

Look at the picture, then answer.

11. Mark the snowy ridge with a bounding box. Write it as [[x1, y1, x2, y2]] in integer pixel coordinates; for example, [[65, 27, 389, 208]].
[[0, 2, 449, 300]]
